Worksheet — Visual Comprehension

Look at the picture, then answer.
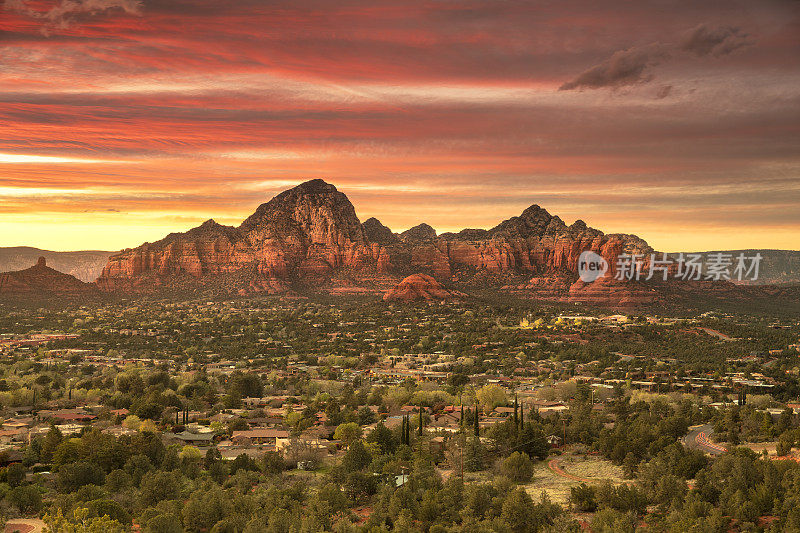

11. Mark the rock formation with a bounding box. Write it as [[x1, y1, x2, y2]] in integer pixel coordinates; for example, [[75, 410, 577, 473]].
[[401, 223, 437, 242], [0, 257, 98, 297], [0, 247, 111, 282], [362, 217, 399, 245], [95, 179, 659, 306], [383, 273, 462, 302]]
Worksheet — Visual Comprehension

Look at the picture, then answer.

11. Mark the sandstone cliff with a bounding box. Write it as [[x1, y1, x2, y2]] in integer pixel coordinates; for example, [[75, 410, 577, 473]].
[[96, 179, 656, 306]]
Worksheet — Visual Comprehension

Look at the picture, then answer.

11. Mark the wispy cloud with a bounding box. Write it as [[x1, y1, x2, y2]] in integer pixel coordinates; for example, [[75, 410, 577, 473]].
[[3, 0, 142, 34]]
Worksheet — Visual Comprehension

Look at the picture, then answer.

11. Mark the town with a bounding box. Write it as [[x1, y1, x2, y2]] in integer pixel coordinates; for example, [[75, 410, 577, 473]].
[[0, 298, 798, 531]]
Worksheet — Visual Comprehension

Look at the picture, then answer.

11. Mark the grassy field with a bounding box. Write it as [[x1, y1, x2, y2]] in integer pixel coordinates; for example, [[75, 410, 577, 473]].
[[524, 454, 626, 505]]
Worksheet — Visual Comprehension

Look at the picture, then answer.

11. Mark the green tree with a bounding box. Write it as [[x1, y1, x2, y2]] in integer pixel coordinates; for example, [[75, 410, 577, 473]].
[[476, 384, 507, 413], [58, 462, 104, 492], [342, 440, 371, 472], [334, 422, 362, 447], [500, 487, 537, 533], [502, 452, 534, 483], [8, 484, 42, 514], [144, 514, 184, 533], [44, 507, 126, 533], [140, 470, 181, 507], [569, 483, 598, 512], [182, 484, 229, 533], [5, 463, 25, 487]]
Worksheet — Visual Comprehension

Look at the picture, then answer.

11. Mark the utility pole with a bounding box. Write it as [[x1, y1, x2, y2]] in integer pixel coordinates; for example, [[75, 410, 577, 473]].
[[460, 393, 465, 482], [460, 430, 465, 482]]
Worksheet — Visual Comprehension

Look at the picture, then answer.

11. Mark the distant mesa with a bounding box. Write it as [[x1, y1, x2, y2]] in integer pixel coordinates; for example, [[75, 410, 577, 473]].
[[383, 273, 463, 302], [0, 257, 97, 298], [0, 247, 111, 283]]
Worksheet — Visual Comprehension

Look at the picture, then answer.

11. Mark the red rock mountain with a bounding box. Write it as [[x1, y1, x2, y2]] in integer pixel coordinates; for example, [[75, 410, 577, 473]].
[[383, 274, 463, 302], [0, 257, 98, 298], [96, 179, 655, 305]]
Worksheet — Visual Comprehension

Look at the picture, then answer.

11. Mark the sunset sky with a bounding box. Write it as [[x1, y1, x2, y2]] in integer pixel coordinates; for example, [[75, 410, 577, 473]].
[[1, 0, 799, 252]]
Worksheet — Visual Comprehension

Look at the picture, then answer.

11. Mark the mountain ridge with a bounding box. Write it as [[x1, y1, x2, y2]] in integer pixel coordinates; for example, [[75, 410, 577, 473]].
[[94, 179, 655, 305], [5, 181, 799, 307]]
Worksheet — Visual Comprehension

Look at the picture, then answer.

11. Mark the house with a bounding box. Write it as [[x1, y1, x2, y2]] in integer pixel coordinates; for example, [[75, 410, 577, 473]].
[[537, 402, 569, 418], [494, 407, 515, 417], [102, 425, 138, 438], [165, 431, 215, 447], [231, 429, 289, 446], [546, 435, 563, 447], [38, 409, 96, 424], [0, 428, 26, 445]]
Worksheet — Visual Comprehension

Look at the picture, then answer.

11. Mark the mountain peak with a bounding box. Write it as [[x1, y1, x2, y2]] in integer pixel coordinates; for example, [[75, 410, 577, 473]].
[[362, 217, 398, 244], [400, 223, 436, 242], [292, 179, 337, 194], [491, 203, 568, 237], [240, 178, 365, 245]]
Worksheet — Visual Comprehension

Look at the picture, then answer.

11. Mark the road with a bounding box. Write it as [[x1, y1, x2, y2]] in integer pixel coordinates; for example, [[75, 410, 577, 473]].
[[547, 458, 591, 482], [5, 519, 45, 533], [683, 424, 727, 456], [697, 327, 735, 341]]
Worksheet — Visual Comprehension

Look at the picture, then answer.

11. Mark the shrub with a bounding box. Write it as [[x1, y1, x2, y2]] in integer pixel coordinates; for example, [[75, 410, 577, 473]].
[[501, 452, 534, 483]]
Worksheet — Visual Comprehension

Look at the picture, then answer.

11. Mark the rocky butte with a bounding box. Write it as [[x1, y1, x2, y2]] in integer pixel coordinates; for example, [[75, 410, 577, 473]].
[[0, 257, 97, 298], [96, 179, 658, 306], [383, 274, 464, 302]]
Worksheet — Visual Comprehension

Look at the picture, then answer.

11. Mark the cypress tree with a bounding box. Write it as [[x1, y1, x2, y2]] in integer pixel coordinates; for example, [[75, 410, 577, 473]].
[[418, 407, 423, 436], [474, 403, 480, 436], [513, 395, 519, 427]]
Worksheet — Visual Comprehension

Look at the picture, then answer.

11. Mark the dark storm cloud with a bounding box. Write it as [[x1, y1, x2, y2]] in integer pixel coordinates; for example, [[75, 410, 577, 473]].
[[559, 43, 669, 90], [561, 23, 754, 91], [679, 24, 750, 57]]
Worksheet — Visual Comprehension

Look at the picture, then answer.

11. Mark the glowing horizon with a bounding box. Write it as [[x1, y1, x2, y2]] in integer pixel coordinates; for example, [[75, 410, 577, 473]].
[[2, 1, 798, 252]]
